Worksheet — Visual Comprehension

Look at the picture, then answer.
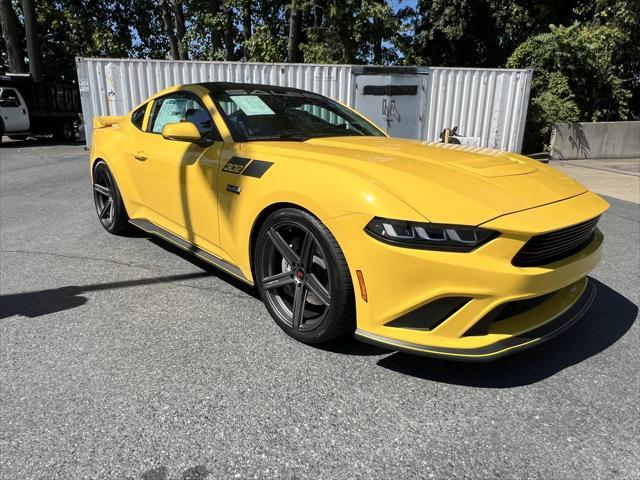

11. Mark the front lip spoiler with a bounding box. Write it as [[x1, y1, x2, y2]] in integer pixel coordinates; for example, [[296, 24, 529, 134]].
[[354, 279, 597, 362]]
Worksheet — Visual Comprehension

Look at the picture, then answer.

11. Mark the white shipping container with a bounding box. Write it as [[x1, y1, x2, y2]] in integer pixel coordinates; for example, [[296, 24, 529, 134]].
[[76, 57, 532, 152]]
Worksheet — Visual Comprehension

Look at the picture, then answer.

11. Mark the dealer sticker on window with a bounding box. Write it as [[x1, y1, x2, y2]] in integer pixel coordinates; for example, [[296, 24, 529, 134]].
[[230, 95, 275, 116]]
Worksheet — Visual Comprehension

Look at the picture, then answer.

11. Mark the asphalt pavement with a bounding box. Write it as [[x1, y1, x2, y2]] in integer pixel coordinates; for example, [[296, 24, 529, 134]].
[[1, 140, 638, 479]]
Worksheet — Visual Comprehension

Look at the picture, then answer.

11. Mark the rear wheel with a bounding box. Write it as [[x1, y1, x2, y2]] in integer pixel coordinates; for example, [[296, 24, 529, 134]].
[[55, 120, 75, 141], [92, 161, 129, 234], [254, 208, 355, 344]]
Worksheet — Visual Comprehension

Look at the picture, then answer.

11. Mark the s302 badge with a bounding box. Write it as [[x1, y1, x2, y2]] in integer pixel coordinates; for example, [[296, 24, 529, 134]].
[[222, 156, 251, 174]]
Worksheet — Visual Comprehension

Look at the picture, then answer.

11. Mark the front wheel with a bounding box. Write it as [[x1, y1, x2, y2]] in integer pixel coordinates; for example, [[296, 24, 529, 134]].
[[254, 208, 355, 344]]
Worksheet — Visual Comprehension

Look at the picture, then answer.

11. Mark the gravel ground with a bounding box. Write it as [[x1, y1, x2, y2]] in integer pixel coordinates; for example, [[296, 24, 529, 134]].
[[1, 141, 638, 480]]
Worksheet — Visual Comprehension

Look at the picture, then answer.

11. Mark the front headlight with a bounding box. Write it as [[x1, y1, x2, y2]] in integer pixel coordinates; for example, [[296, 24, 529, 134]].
[[365, 217, 498, 252]]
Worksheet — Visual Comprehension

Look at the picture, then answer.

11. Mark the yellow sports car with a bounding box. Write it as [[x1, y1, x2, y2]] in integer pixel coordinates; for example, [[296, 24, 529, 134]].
[[90, 82, 608, 361]]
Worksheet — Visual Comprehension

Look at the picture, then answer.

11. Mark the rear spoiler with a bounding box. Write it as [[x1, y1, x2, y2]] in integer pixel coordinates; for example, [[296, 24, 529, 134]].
[[93, 115, 124, 129]]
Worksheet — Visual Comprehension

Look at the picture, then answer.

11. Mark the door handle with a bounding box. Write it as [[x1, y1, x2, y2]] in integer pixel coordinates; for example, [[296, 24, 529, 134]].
[[133, 152, 148, 161]]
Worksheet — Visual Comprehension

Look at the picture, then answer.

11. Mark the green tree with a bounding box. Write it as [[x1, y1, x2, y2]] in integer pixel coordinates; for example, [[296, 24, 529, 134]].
[[507, 24, 633, 151], [0, 0, 27, 73], [299, 0, 400, 64], [407, 0, 582, 67]]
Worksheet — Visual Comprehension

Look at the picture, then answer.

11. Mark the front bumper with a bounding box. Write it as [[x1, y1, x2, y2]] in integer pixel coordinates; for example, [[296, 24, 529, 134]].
[[324, 191, 608, 361], [355, 277, 596, 361]]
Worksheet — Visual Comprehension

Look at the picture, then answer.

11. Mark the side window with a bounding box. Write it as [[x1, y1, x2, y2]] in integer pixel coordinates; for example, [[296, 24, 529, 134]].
[[147, 93, 221, 141], [131, 103, 147, 130], [0, 88, 21, 107], [295, 103, 346, 128]]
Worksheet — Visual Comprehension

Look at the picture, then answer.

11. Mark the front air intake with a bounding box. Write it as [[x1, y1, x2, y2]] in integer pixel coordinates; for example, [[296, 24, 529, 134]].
[[512, 216, 600, 267], [385, 297, 470, 331]]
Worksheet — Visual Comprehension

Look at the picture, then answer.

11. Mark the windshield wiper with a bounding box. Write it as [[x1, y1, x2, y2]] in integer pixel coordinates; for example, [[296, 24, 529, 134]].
[[246, 131, 368, 142], [247, 133, 310, 142]]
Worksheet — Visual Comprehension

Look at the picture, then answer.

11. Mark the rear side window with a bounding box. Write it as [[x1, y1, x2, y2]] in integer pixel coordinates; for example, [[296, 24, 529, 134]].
[[131, 103, 147, 130]]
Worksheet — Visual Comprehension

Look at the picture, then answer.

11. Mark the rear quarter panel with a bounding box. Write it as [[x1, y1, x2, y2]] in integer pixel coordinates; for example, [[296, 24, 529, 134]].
[[90, 120, 144, 217]]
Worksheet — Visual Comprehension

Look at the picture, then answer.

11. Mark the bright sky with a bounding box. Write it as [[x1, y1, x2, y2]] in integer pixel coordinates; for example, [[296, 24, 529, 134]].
[[391, 0, 418, 10]]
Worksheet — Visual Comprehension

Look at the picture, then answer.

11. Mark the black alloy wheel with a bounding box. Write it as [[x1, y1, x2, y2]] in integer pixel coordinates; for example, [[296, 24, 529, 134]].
[[255, 208, 355, 344], [92, 161, 129, 234]]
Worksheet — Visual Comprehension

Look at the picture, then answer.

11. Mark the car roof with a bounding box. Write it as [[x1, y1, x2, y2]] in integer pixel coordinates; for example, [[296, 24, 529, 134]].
[[197, 82, 316, 95]]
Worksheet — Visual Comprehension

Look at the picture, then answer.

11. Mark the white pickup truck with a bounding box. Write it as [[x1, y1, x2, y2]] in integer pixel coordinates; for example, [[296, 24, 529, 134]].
[[0, 74, 80, 143]]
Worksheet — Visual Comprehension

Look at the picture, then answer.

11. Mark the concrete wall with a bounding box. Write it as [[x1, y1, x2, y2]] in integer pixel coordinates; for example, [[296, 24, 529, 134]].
[[550, 121, 640, 159]]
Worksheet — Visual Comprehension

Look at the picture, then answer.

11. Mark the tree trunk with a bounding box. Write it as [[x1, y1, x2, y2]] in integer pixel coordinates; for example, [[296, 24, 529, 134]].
[[223, 2, 235, 61], [21, 0, 42, 80], [208, 0, 223, 59], [0, 0, 27, 73], [159, 0, 179, 60], [372, 17, 382, 64], [173, 0, 189, 60], [287, 0, 301, 63], [242, 0, 251, 59]]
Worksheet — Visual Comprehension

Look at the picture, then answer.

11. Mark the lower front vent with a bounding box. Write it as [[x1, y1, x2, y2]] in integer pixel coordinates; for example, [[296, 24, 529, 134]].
[[464, 290, 558, 336], [385, 297, 471, 331]]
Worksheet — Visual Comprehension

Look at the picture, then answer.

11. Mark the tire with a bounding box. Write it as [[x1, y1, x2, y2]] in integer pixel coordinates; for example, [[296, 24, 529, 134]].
[[254, 208, 355, 344], [92, 161, 130, 234], [55, 120, 75, 141]]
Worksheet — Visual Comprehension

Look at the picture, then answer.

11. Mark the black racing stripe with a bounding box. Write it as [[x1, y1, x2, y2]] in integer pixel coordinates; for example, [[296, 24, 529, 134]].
[[242, 160, 274, 178], [222, 156, 251, 174]]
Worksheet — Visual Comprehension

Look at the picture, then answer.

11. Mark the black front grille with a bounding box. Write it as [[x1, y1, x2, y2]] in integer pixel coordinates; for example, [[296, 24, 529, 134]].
[[513, 216, 600, 267]]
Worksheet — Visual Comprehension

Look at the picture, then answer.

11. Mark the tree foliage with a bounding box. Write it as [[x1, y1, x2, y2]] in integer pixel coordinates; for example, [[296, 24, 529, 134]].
[[507, 2, 638, 151], [0, 0, 637, 151]]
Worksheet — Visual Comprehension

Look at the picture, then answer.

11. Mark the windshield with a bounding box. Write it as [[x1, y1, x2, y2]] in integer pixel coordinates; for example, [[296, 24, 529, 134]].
[[209, 87, 385, 142]]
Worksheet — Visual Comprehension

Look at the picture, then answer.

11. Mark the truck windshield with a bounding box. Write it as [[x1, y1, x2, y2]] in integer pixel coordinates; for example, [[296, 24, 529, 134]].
[[209, 87, 384, 142]]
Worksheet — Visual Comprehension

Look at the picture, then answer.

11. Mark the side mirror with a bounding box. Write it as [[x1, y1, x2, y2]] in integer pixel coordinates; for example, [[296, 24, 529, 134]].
[[161, 122, 213, 147]]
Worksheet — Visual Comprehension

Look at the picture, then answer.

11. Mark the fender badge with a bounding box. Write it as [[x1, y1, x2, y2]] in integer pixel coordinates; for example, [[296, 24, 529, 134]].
[[226, 184, 242, 194]]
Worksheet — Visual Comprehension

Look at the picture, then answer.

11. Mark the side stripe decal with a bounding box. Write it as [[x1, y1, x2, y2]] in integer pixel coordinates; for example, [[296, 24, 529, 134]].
[[222, 157, 274, 178], [242, 160, 274, 178]]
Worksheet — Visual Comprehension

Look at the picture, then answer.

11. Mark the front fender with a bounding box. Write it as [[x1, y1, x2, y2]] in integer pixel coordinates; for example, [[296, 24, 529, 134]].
[[218, 152, 426, 282]]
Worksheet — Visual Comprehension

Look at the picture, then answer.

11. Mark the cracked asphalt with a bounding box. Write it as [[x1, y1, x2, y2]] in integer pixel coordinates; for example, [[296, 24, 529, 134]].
[[1, 141, 638, 479]]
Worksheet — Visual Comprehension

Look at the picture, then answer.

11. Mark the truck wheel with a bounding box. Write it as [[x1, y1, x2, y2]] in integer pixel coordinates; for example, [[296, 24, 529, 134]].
[[55, 121, 75, 142]]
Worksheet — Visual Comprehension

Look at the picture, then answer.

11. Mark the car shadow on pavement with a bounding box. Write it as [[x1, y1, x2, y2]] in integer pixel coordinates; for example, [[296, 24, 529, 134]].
[[0, 272, 212, 319], [141, 464, 210, 480], [145, 236, 261, 299], [375, 278, 637, 387], [316, 335, 392, 356]]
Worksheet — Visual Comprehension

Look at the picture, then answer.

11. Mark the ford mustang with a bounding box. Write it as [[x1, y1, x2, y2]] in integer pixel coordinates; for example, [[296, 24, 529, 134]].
[[90, 82, 608, 361]]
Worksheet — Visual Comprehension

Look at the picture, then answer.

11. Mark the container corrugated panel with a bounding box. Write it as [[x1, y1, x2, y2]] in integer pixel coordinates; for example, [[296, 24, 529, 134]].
[[76, 58, 354, 145], [424, 67, 531, 152], [76, 58, 531, 152]]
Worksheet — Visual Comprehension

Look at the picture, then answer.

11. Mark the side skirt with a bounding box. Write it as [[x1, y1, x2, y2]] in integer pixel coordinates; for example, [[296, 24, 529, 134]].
[[129, 218, 251, 285]]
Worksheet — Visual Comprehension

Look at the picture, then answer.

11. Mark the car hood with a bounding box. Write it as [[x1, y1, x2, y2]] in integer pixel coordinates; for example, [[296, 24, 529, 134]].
[[273, 136, 587, 225]]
